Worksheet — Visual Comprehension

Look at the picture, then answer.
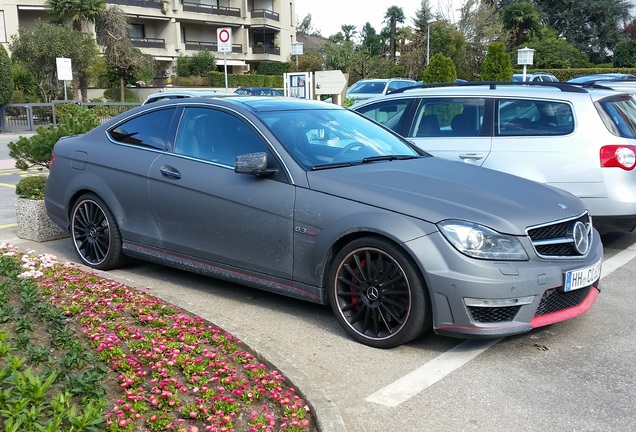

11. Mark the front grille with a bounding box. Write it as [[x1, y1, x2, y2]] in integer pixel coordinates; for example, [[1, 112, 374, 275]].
[[535, 286, 591, 316], [468, 305, 521, 323], [527, 213, 592, 259]]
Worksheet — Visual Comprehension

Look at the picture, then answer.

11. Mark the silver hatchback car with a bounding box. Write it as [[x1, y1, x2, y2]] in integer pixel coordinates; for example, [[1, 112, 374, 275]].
[[353, 82, 636, 232]]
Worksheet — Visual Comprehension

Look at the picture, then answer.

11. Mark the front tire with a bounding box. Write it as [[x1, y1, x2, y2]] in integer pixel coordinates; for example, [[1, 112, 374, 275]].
[[328, 237, 431, 348], [70, 193, 127, 270]]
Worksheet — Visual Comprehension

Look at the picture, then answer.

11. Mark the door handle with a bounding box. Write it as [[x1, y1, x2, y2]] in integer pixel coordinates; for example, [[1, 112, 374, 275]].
[[458, 153, 484, 161], [160, 165, 181, 179]]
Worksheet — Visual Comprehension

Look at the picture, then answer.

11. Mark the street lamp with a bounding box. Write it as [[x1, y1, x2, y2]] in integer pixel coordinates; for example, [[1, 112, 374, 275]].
[[517, 47, 535, 82], [426, 19, 437, 65]]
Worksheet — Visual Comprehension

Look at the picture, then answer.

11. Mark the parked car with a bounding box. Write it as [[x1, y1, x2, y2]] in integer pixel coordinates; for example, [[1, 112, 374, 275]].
[[512, 72, 559, 82], [340, 78, 417, 104], [143, 90, 233, 105], [45, 96, 602, 348], [566, 73, 636, 84], [234, 87, 284, 96], [352, 81, 636, 233]]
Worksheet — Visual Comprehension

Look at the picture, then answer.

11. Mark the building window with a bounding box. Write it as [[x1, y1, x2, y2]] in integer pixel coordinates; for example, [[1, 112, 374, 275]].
[[181, 27, 186, 44], [130, 24, 145, 39], [0, 11, 6, 43]]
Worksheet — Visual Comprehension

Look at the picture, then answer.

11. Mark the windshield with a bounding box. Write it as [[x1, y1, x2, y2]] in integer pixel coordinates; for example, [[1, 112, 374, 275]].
[[260, 108, 423, 170], [347, 81, 386, 95]]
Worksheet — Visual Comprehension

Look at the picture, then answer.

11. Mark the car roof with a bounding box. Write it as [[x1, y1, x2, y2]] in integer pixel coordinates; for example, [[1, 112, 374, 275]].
[[137, 95, 343, 113], [353, 81, 627, 105]]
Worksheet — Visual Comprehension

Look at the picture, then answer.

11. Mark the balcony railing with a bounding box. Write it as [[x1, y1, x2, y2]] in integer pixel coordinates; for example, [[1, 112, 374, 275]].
[[131, 37, 166, 49], [182, 1, 241, 17], [252, 44, 279, 55], [184, 40, 243, 53], [109, 0, 162, 8], [251, 8, 279, 21]]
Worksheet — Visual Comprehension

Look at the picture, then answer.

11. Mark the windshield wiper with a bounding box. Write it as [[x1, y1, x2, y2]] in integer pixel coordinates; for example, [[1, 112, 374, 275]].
[[311, 162, 356, 170], [361, 155, 419, 163]]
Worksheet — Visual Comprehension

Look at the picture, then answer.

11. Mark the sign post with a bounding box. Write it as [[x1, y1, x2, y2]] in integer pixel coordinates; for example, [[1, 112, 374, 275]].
[[56, 57, 73, 100], [314, 70, 347, 103], [217, 27, 232, 91]]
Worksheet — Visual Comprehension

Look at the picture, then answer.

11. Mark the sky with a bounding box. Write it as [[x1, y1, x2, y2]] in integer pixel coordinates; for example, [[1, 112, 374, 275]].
[[295, 0, 429, 38]]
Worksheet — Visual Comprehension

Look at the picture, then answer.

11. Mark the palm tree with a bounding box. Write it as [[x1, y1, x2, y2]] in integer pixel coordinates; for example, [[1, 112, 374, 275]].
[[47, 0, 105, 101], [341, 24, 357, 42], [384, 5, 406, 60]]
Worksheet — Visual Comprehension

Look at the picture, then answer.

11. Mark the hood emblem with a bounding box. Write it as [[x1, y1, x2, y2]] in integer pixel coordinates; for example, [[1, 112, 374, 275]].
[[558, 203, 568, 210], [571, 221, 591, 255]]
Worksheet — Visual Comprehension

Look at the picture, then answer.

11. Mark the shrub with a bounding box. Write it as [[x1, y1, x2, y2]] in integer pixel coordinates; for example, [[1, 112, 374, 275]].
[[8, 104, 100, 170], [0, 44, 13, 105], [481, 42, 513, 81], [15, 175, 47, 200], [103, 87, 139, 102], [422, 53, 457, 84]]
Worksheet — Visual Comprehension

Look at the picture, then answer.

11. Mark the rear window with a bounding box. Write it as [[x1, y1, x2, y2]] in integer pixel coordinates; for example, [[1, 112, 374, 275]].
[[596, 95, 636, 139], [496, 99, 574, 136]]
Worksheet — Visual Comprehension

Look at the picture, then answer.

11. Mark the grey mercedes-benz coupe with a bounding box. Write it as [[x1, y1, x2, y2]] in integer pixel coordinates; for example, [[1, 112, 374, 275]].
[[45, 97, 603, 348]]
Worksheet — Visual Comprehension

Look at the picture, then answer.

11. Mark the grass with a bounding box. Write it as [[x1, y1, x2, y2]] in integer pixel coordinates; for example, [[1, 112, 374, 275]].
[[0, 243, 317, 432]]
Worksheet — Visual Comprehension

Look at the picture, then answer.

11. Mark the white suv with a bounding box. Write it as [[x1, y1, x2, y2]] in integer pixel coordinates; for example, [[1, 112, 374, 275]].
[[352, 82, 636, 232]]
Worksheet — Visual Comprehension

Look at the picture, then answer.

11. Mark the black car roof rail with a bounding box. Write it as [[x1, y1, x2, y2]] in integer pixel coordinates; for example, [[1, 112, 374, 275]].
[[388, 80, 590, 95]]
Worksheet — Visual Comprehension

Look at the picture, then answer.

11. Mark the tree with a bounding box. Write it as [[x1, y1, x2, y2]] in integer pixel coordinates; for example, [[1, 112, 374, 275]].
[[340, 24, 357, 42], [534, 0, 631, 64], [480, 42, 513, 81], [522, 28, 589, 68], [177, 49, 217, 77], [457, 0, 504, 80], [9, 20, 98, 102], [0, 45, 13, 105], [96, 6, 153, 102], [614, 39, 636, 67], [500, 1, 541, 48], [384, 5, 406, 60], [297, 14, 318, 36], [47, 0, 105, 101], [360, 23, 382, 56], [422, 53, 457, 84]]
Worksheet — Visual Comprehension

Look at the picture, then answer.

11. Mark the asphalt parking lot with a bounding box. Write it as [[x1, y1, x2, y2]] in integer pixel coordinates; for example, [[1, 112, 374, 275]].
[[2, 132, 636, 432]]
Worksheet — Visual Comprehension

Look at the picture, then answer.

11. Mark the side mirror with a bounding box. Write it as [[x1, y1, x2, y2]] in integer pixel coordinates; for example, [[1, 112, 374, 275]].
[[234, 152, 276, 176]]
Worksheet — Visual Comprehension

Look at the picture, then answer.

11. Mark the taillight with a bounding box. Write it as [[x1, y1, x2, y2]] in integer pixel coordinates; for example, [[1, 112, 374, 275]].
[[600, 145, 636, 170], [50, 154, 56, 168]]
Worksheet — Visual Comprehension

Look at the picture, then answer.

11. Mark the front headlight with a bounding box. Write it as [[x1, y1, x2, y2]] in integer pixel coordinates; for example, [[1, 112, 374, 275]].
[[438, 220, 528, 261]]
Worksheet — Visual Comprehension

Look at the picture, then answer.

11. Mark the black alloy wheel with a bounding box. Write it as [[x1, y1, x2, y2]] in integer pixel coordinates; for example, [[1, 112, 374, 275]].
[[329, 237, 430, 348], [70, 194, 127, 270]]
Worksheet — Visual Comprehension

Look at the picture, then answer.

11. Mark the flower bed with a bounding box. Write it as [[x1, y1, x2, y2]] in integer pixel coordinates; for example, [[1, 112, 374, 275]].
[[0, 243, 315, 432]]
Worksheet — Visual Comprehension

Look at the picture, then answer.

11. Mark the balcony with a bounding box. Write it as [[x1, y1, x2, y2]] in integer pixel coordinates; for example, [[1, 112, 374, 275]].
[[181, 1, 241, 17], [131, 37, 166, 49], [252, 44, 279, 55], [184, 40, 243, 53], [251, 9, 279, 21], [109, 0, 162, 9]]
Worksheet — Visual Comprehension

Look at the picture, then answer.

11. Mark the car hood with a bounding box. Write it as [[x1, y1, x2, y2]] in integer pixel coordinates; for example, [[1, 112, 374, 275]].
[[306, 158, 586, 235]]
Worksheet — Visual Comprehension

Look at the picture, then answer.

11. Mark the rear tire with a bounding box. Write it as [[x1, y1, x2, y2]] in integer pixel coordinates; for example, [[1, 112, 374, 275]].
[[70, 193, 127, 270], [328, 237, 431, 348]]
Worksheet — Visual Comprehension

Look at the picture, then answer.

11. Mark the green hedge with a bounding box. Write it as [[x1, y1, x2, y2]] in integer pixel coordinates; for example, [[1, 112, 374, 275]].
[[514, 67, 636, 82], [209, 72, 284, 89]]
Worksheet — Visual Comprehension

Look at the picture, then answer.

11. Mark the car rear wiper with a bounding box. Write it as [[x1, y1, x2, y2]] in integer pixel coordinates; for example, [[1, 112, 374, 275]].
[[361, 155, 419, 163]]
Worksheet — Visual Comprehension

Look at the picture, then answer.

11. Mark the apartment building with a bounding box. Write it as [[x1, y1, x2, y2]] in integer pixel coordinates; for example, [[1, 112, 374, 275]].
[[0, 0, 296, 81]]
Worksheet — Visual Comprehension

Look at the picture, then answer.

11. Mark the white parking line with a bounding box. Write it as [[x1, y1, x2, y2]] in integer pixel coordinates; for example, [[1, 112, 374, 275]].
[[366, 240, 636, 408], [366, 338, 502, 407]]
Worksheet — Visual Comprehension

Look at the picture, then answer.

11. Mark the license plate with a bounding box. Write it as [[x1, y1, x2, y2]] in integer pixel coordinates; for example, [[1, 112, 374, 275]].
[[564, 259, 602, 292]]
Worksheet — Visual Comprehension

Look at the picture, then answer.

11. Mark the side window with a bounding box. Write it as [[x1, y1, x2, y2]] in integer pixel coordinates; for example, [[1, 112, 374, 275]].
[[407, 98, 485, 138], [497, 99, 574, 136], [354, 100, 410, 132], [109, 108, 176, 150], [174, 107, 266, 166]]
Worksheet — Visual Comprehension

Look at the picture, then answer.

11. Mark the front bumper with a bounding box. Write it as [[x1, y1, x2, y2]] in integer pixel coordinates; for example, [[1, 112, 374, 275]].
[[405, 229, 603, 339]]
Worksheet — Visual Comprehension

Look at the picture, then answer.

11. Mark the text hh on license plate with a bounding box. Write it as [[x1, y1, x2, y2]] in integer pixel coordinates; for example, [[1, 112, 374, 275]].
[[564, 259, 602, 292]]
